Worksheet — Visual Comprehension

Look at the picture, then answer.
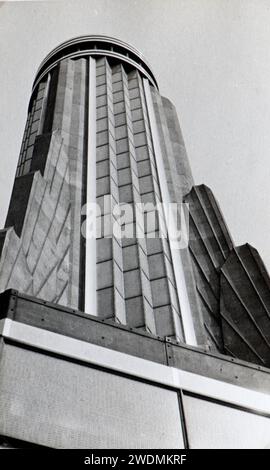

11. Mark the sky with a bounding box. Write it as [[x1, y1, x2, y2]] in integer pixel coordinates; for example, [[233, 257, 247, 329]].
[[0, 0, 270, 270]]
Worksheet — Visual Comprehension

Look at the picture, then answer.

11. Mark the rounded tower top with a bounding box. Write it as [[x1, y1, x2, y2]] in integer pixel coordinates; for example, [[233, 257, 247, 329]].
[[33, 35, 158, 91]]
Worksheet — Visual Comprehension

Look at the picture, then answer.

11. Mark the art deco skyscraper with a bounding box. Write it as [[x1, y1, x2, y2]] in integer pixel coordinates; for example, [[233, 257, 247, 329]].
[[1, 36, 270, 449], [0, 35, 202, 344]]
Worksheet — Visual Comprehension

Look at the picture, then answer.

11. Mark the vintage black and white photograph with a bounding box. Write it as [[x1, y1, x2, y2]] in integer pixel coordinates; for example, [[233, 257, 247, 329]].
[[0, 0, 270, 456]]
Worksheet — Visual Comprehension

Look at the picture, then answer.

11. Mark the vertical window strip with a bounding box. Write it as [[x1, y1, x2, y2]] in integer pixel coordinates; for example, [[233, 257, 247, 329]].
[[16, 79, 47, 177], [107, 60, 127, 325], [117, 65, 156, 334], [133, 71, 185, 340]]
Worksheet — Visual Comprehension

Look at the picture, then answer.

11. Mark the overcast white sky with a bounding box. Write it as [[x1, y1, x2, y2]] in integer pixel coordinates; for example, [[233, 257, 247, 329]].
[[0, 0, 270, 270]]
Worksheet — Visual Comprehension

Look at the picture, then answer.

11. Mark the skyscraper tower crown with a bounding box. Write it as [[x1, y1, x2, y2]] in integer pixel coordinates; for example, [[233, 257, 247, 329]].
[[33, 35, 159, 94]]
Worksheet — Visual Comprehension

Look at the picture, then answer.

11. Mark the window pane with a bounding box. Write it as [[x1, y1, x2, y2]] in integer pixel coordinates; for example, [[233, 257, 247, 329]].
[[183, 394, 270, 449]]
